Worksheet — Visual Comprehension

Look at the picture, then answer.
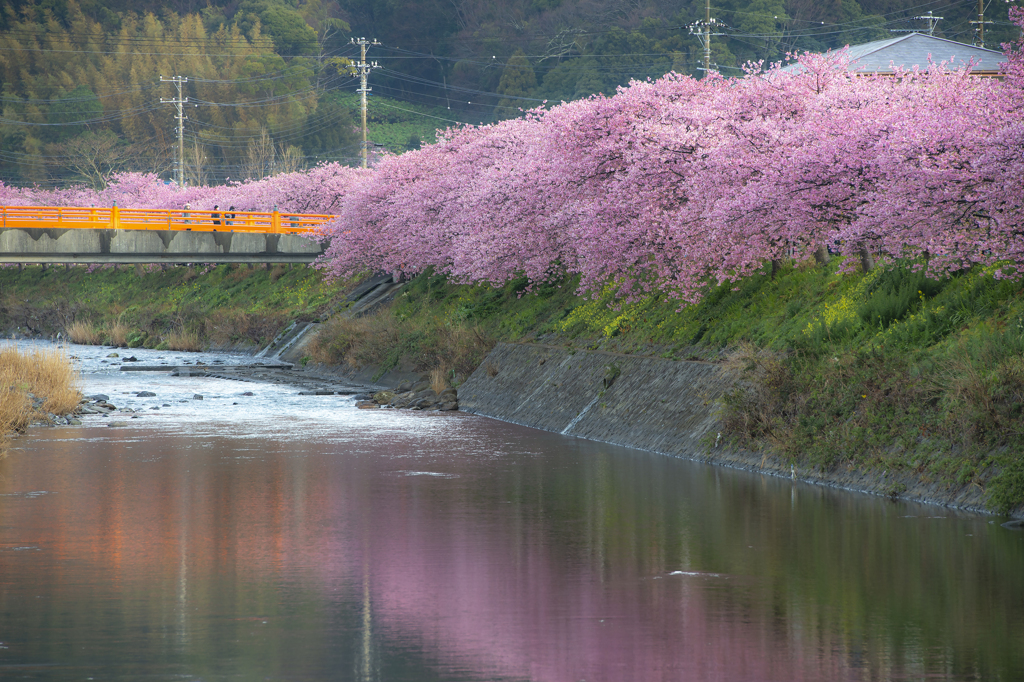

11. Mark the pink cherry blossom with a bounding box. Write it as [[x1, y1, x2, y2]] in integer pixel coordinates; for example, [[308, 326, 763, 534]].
[[8, 11, 1024, 307]]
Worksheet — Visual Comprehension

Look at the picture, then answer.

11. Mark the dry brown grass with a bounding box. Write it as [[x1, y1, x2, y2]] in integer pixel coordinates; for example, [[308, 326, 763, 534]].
[[163, 330, 203, 351], [430, 365, 450, 393], [0, 388, 31, 453], [105, 321, 130, 347], [307, 312, 399, 367], [930, 337, 1024, 446], [0, 345, 82, 454], [66, 320, 102, 345], [203, 310, 287, 348], [65, 311, 130, 348], [307, 307, 494, 381]]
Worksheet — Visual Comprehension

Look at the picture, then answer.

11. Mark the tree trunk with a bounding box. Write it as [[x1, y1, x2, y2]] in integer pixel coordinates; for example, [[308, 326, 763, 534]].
[[859, 245, 874, 273], [814, 244, 830, 266]]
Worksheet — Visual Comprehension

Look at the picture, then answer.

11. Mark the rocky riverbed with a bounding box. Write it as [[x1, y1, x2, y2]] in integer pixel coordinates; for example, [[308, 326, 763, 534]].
[[13, 342, 461, 439], [354, 379, 459, 412], [23, 392, 82, 427]]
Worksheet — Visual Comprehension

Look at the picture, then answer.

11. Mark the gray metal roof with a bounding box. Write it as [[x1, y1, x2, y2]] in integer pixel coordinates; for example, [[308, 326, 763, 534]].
[[782, 33, 1007, 74]]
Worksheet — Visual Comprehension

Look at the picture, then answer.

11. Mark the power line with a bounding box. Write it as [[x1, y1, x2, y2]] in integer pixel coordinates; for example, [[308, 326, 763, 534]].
[[372, 99, 473, 126], [0, 0, 992, 63]]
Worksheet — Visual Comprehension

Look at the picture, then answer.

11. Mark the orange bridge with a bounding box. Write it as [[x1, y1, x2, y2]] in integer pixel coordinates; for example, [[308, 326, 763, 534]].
[[0, 205, 336, 264]]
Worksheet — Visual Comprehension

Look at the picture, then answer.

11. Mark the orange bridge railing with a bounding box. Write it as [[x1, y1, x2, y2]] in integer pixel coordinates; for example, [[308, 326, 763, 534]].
[[0, 205, 335, 234]]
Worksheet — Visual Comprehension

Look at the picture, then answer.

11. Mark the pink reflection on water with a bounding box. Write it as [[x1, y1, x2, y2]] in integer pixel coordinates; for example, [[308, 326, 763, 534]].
[[1, 425, 862, 681], [356, 474, 856, 682]]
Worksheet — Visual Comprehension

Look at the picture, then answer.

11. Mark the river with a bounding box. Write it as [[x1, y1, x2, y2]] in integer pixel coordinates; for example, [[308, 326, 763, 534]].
[[1, 341, 1022, 681]]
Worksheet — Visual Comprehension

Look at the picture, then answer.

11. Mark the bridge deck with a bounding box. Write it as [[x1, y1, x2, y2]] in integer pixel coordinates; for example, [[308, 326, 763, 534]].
[[0, 205, 334, 234]]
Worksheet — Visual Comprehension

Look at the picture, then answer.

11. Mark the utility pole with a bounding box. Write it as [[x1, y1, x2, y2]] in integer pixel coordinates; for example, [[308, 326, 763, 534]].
[[351, 37, 381, 169], [160, 76, 188, 187], [705, 0, 711, 74], [912, 11, 943, 35], [970, 0, 992, 47], [689, 0, 723, 77]]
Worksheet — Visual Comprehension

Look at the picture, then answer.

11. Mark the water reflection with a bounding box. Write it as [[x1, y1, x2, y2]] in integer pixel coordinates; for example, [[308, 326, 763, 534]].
[[0, 343, 1021, 681]]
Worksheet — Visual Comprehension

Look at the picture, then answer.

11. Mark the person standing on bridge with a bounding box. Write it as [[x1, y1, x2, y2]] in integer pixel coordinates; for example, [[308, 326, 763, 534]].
[[212, 205, 221, 228], [183, 203, 192, 230], [225, 206, 235, 227]]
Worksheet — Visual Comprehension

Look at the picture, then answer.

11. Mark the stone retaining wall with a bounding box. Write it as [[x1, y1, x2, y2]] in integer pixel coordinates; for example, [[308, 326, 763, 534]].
[[459, 342, 730, 457], [460, 342, 1004, 516]]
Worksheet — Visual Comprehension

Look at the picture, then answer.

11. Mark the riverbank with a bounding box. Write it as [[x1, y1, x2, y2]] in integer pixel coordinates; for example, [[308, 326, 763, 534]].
[[3, 260, 1023, 515], [304, 262, 1024, 517], [0, 345, 81, 454], [458, 342, 1009, 516], [0, 263, 351, 351]]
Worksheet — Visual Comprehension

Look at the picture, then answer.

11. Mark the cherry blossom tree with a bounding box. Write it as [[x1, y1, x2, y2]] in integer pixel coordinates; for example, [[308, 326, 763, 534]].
[[320, 20, 1023, 299], [9, 10, 1024, 307]]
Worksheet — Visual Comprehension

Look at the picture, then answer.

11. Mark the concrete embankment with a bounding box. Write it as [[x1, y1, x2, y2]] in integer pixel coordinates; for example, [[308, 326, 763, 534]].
[[459, 342, 1001, 515], [0, 227, 323, 264]]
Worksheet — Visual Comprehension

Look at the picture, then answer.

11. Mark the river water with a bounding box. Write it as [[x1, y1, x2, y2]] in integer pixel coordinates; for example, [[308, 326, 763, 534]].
[[0, 341, 1021, 681]]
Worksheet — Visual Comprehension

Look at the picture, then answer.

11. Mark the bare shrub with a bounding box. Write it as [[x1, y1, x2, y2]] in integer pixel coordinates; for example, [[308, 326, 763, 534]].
[[306, 319, 347, 365], [226, 265, 255, 283], [204, 310, 286, 348], [307, 307, 494, 381], [718, 343, 795, 449], [243, 126, 276, 180], [307, 310, 401, 367], [436, 323, 494, 380], [66, 320, 102, 345]]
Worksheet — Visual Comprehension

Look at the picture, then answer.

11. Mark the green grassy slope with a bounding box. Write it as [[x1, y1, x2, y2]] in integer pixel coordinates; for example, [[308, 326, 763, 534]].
[[0, 264, 350, 350]]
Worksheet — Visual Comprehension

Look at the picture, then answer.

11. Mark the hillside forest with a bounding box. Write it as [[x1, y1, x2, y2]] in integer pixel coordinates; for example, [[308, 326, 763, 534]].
[[0, 0, 1021, 188]]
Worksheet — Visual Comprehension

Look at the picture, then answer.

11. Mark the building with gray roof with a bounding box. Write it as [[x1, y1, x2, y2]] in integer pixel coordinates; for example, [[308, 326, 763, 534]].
[[783, 32, 1007, 76]]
